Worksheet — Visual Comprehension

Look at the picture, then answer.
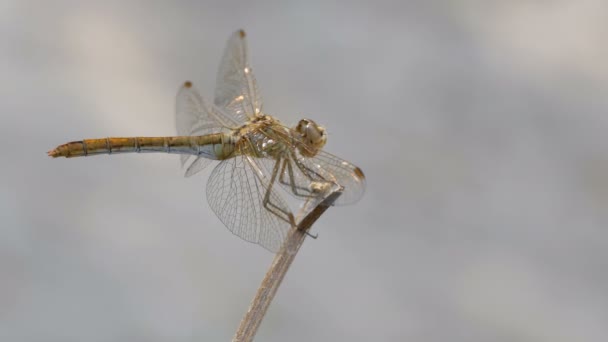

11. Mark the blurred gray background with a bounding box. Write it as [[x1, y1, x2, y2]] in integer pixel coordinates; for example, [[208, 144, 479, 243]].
[[1, 1, 607, 341]]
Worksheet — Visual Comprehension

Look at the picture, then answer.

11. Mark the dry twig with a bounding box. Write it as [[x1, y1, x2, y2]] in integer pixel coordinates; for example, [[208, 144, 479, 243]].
[[232, 188, 343, 342]]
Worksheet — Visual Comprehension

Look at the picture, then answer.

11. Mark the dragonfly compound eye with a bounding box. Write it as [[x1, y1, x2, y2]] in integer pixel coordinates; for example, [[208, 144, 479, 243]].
[[295, 118, 327, 157]]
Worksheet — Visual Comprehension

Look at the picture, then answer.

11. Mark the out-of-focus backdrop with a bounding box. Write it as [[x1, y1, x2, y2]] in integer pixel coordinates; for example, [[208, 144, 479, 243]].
[[1, 1, 607, 341]]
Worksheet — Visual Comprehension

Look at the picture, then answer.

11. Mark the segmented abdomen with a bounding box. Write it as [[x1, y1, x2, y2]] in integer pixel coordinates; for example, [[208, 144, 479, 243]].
[[48, 134, 234, 159]]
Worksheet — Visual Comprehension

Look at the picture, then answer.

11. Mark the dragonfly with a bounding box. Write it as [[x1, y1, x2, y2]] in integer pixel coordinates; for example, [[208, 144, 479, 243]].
[[48, 30, 366, 252]]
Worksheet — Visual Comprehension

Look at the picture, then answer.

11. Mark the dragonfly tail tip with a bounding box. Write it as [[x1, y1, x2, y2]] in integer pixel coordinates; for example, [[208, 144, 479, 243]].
[[47, 148, 59, 158]]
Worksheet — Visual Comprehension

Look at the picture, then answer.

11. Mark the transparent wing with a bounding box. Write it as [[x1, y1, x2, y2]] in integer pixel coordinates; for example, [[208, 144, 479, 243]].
[[206, 151, 293, 252], [175, 81, 240, 171], [261, 126, 366, 206], [298, 150, 366, 205], [184, 156, 214, 178], [214, 30, 262, 123]]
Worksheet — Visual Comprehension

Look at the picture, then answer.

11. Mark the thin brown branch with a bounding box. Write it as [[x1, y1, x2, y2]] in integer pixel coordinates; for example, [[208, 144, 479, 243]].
[[232, 188, 343, 342]]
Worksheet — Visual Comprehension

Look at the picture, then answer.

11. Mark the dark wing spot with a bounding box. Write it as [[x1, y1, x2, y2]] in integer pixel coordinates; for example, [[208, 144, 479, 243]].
[[354, 166, 365, 180]]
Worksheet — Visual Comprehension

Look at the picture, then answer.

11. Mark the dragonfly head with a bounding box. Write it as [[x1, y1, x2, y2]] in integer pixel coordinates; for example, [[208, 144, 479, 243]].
[[294, 118, 327, 157]]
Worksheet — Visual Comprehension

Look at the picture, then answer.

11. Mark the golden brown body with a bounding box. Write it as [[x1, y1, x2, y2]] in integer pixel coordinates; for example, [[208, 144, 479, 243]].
[[47, 30, 366, 253], [48, 134, 232, 159]]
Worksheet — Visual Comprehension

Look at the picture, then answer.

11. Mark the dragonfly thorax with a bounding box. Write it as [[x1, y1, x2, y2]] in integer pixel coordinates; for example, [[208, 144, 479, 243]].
[[294, 118, 327, 157], [236, 115, 290, 159]]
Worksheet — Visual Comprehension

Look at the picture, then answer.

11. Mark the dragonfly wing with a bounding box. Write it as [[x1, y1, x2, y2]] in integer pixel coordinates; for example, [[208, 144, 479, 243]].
[[175, 82, 239, 170], [206, 153, 293, 252], [298, 150, 366, 205], [260, 151, 365, 206], [262, 126, 366, 205], [184, 157, 214, 178], [256, 154, 323, 198], [214, 30, 262, 123]]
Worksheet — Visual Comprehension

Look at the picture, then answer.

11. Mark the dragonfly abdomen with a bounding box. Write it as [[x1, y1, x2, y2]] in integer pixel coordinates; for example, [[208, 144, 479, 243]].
[[48, 134, 232, 159]]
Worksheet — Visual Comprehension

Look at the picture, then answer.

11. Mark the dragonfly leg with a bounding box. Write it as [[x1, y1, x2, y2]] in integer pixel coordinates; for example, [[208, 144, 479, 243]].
[[306, 231, 318, 239], [262, 158, 297, 227], [293, 157, 327, 181], [290, 152, 336, 196], [278, 158, 292, 188], [278, 158, 316, 198]]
